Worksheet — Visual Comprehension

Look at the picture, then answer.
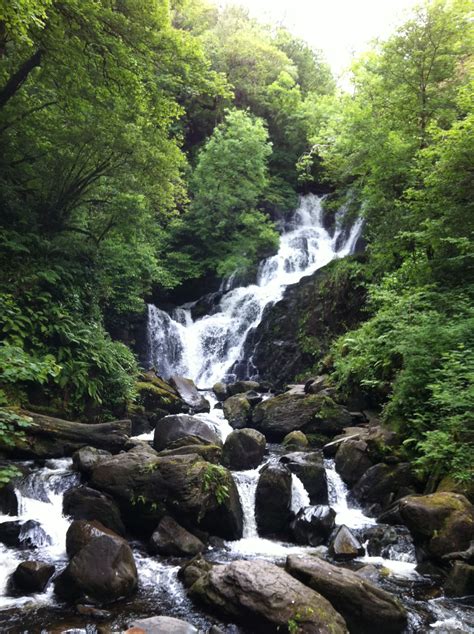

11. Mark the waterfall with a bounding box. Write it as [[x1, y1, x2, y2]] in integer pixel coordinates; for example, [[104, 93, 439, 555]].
[[146, 194, 363, 387], [290, 474, 310, 514], [232, 469, 260, 539], [0, 459, 79, 609], [324, 458, 377, 529]]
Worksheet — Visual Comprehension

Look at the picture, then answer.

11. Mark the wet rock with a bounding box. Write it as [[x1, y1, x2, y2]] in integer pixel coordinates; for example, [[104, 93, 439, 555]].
[[255, 464, 292, 538], [153, 415, 221, 452], [291, 505, 336, 546], [444, 562, 474, 597], [157, 442, 222, 464], [129, 412, 166, 437], [286, 554, 407, 633], [282, 430, 309, 450], [361, 525, 399, 557], [329, 525, 365, 560], [353, 462, 418, 510], [90, 451, 243, 539], [221, 428, 266, 470], [280, 451, 328, 504], [222, 394, 251, 429], [244, 390, 262, 407], [179, 555, 214, 589], [443, 540, 474, 564], [243, 256, 368, 388], [136, 372, 184, 414], [227, 380, 260, 396], [170, 376, 210, 413], [76, 604, 111, 619], [149, 516, 204, 557], [398, 493, 474, 559], [0, 519, 49, 549], [66, 519, 121, 558], [188, 559, 348, 633], [72, 447, 112, 476], [127, 616, 198, 634], [335, 439, 373, 486], [55, 529, 137, 603], [252, 392, 352, 440], [11, 560, 55, 593], [365, 426, 401, 462], [0, 483, 18, 516], [304, 376, 329, 395], [63, 486, 125, 536], [212, 382, 228, 402]]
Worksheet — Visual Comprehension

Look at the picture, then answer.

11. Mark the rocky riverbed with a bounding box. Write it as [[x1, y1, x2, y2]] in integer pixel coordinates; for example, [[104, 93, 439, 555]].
[[0, 375, 473, 633]]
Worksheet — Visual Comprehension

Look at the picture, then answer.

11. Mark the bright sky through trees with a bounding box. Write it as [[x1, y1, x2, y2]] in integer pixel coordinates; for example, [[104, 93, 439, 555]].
[[218, 0, 419, 81]]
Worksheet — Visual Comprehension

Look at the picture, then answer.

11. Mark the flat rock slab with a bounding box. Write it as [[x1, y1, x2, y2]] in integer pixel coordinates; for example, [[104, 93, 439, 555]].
[[127, 616, 198, 634], [286, 554, 407, 634], [170, 376, 210, 413], [189, 559, 348, 633]]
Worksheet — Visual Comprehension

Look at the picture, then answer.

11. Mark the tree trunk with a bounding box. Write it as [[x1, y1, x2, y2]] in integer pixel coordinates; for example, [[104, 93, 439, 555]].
[[0, 411, 131, 458]]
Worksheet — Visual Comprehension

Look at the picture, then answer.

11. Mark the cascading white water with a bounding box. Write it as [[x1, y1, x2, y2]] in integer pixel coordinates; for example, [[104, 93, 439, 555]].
[[147, 195, 363, 387], [325, 458, 377, 529], [290, 474, 310, 514], [0, 459, 79, 609]]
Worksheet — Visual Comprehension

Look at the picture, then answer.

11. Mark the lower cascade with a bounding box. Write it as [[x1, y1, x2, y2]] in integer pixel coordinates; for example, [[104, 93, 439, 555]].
[[0, 196, 472, 633]]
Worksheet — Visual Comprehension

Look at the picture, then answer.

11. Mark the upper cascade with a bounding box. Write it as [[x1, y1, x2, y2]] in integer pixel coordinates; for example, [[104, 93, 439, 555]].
[[147, 194, 363, 387]]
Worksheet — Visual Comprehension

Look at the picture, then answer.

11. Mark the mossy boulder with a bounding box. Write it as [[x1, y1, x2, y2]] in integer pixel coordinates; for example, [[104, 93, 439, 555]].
[[187, 559, 348, 633], [251, 392, 352, 440], [221, 428, 266, 470], [255, 464, 292, 538], [286, 555, 407, 633], [335, 439, 373, 486], [222, 394, 251, 429], [282, 430, 309, 450], [136, 372, 184, 414], [89, 447, 243, 539], [399, 492, 474, 559]]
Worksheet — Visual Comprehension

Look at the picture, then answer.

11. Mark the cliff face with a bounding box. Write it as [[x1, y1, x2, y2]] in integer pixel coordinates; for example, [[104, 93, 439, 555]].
[[234, 255, 368, 386]]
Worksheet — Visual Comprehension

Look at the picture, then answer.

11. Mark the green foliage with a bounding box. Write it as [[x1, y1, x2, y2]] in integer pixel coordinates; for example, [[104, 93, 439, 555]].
[[202, 463, 230, 505], [175, 109, 279, 277], [316, 0, 474, 483]]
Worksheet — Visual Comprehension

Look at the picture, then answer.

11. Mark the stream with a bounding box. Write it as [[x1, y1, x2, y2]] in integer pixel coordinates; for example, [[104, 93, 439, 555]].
[[0, 195, 472, 632]]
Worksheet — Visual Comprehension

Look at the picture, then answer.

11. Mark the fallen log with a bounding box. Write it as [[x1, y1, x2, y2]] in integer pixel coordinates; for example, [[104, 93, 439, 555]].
[[0, 411, 131, 458]]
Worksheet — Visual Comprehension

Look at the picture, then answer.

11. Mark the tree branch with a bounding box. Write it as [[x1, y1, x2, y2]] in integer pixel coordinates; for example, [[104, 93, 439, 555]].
[[0, 49, 43, 109]]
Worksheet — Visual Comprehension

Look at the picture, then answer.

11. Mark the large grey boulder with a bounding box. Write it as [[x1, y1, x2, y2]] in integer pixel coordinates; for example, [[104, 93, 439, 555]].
[[11, 560, 55, 593], [188, 559, 348, 633], [221, 428, 266, 470], [291, 505, 336, 546], [335, 439, 372, 486], [397, 492, 474, 559], [222, 394, 251, 429], [90, 449, 242, 539], [286, 555, 408, 633], [55, 521, 137, 603], [153, 415, 221, 452], [252, 393, 352, 440], [255, 464, 292, 538], [63, 486, 125, 536], [170, 376, 210, 413], [127, 616, 198, 634], [353, 462, 418, 510], [72, 446, 112, 476]]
